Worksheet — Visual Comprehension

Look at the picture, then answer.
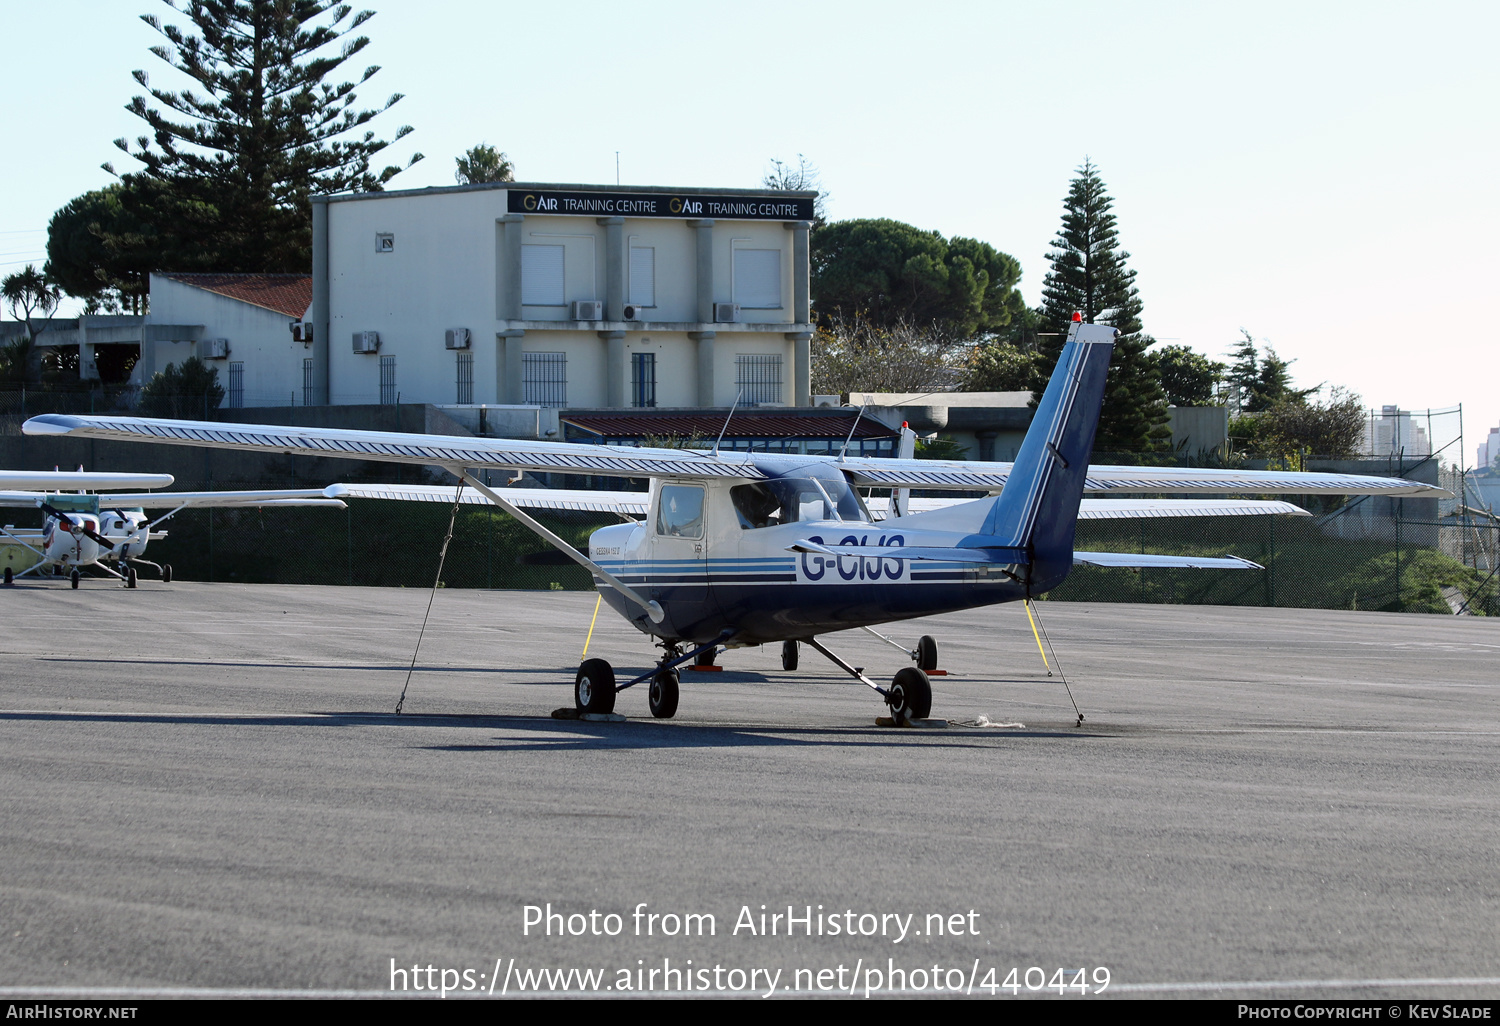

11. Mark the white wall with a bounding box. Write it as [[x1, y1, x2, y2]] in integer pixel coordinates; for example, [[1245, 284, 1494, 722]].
[[145, 276, 306, 407]]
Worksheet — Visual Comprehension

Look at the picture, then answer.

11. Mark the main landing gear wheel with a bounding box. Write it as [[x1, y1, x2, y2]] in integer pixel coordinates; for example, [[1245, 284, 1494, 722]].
[[782, 640, 799, 672], [887, 667, 932, 723], [915, 635, 938, 671], [694, 647, 718, 669], [162, 565, 172, 584], [70, 569, 80, 590], [3, 567, 12, 586], [126, 567, 138, 589], [575, 658, 617, 715], [648, 669, 680, 719]]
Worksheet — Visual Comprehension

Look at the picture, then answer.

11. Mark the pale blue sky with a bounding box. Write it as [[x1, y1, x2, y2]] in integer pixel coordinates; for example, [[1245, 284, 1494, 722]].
[[3, 1, 1495, 460]]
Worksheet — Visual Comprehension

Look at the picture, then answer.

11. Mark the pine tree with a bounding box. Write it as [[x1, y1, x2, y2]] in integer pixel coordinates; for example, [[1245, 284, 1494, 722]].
[[104, 1, 423, 273], [1034, 160, 1169, 453]]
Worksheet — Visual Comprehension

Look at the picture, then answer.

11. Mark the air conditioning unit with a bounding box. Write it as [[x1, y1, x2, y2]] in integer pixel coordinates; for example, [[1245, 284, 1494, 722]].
[[290, 321, 314, 342], [201, 338, 230, 359], [572, 300, 604, 321], [713, 303, 740, 323], [352, 331, 380, 354], [622, 304, 647, 322], [813, 394, 840, 408], [445, 327, 471, 350]]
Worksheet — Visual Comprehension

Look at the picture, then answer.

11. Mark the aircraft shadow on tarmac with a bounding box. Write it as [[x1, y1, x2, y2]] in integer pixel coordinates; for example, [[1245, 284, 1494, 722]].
[[0, 709, 1100, 748]]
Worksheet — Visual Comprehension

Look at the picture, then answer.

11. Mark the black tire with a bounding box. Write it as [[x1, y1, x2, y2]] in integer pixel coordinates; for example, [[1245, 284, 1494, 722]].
[[3, 567, 12, 586], [916, 635, 938, 671], [648, 669, 679, 719], [888, 667, 932, 722], [162, 565, 172, 584], [575, 658, 616, 714], [781, 639, 799, 672], [126, 567, 137, 589], [70, 569, 80, 590], [694, 647, 718, 669]]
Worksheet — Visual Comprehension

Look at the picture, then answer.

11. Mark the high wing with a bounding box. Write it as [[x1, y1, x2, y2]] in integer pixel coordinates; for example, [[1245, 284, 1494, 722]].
[[22, 413, 1446, 498], [0, 470, 174, 490], [321, 483, 648, 517], [869, 496, 1312, 519], [0, 489, 347, 509]]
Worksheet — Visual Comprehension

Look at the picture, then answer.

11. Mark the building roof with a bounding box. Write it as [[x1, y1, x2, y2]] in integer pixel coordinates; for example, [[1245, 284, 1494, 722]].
[[561, 408, 896, 441], [156, 273, 312, 319]]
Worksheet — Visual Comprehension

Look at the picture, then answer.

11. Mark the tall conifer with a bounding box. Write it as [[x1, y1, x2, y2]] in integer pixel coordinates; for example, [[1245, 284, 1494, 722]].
[[1034, 161, 1169, 453], [104, 1, 422, 273]]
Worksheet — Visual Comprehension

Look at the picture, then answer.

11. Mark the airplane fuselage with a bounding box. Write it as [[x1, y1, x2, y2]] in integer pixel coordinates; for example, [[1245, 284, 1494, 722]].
[[590, 475, 1027, 645]]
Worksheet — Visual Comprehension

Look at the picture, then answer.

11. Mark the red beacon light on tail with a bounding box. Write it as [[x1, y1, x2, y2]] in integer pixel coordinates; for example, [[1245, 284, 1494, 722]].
[[1071, 311, 1083, 322]]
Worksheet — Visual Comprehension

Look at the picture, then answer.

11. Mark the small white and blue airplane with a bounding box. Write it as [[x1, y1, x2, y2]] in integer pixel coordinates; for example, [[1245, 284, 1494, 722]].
[[0, 469, 346, 588], [22, 320, 1446, 719]]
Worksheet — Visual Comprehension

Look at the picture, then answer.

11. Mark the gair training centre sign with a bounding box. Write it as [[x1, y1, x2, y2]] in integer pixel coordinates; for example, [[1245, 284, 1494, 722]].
[[508, 190, 815, 221]]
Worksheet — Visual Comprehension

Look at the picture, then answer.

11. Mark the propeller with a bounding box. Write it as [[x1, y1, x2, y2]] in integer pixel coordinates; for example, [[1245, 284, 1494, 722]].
[[39, 502, 117, 553]]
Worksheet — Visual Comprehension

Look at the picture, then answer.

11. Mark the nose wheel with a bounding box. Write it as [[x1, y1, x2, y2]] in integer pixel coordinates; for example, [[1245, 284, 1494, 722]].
[[887, 667, 933, 723], [648, 669, 679, 719], [70, 569, 80, 589]]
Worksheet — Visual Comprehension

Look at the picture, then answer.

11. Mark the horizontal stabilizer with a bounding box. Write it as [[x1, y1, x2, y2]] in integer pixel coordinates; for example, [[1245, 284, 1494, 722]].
[[1073, 551, 1265, 570]]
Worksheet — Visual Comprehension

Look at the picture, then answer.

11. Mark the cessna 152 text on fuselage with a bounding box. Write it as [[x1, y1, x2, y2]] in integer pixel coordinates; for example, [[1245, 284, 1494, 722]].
[[22, 320, 1447, 721]]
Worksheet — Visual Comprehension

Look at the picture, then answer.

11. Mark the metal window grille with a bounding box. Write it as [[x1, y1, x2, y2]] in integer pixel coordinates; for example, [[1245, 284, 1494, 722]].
[[227, 362, 243, 409], [522, 352, 567, 407], [735, 354, 782, 405], [380, 355, 397, 405], [631, 352, 656, 408], [302, 358, 313, 407], [456, 352, 474, 405]]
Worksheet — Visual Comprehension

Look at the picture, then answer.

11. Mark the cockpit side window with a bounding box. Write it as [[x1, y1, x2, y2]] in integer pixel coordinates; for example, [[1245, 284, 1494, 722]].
[[655, 485, 705, 539], [731, 476, 871, 529]]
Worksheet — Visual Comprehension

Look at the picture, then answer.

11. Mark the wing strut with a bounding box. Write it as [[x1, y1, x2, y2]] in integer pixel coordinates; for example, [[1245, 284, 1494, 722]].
[[448, 467, 665, 625]]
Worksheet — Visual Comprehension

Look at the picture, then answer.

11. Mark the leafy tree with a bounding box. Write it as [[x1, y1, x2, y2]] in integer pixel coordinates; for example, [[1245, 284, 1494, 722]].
[[810, 315, 963, 396], [762, 154, 827, 226], [138, 356, 225, 418], [455, 143, 514, 185], [44, 179, 200, 313], [1033, 160, 1169, 452], [964, 341, 1039, 392], [811, 219, 1022, 338], [100, 1, 423, 274], [1232, 386, 1366, 460], [1153, 344, 1224, 406]]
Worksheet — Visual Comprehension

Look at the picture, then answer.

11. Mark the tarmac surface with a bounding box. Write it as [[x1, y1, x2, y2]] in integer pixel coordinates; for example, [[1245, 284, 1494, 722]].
[[0, 580, 1496, 999]]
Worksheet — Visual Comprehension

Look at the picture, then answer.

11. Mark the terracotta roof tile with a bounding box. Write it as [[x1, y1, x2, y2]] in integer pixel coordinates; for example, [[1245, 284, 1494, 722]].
[[562, 409, 895, 440], [157, 273, 313, 319]]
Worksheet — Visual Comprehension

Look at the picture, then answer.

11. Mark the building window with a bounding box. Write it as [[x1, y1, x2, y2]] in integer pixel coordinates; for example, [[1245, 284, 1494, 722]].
[[521, 244, 565, 306], [456, 351, 473, 405], [302, 358, 313, 407], [523, 352, 567, 407], [631, 352, 656, 408], [629, 246, 655, 307], [736, 354, 782, 405], [380, 355, 397, 405], [227, 361, 243, 409], [733, 249, 781, 308]]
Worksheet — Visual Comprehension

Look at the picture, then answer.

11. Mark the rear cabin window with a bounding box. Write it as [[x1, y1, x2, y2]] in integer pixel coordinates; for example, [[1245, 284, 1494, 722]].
[[656, 485, 705, 539]]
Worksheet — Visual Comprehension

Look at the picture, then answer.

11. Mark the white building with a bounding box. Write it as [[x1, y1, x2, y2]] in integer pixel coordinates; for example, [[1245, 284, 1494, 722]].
[[297, 181, 817, 412], [139, 273, 312, 408]]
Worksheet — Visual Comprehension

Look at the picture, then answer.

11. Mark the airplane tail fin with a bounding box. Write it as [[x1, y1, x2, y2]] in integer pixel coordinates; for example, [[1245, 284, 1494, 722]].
[[974, 320, 1116, 593]]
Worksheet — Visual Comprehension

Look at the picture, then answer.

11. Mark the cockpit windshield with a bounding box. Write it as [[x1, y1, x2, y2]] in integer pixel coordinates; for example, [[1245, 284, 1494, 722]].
[[730, 473, 871, 529]]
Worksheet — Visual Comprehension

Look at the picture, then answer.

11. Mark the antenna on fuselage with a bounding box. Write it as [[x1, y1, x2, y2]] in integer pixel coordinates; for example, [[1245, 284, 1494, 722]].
[[837, 394, 872, 462], [713, 389, 744, 458]]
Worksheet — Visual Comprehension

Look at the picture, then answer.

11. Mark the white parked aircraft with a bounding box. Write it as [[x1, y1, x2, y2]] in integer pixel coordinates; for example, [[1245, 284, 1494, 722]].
[[0, 470, 345, 588], [23, 320, 1447, 719]]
